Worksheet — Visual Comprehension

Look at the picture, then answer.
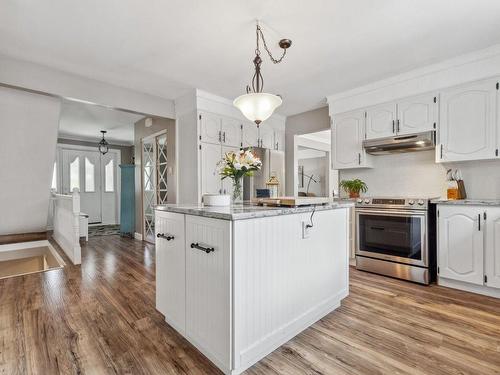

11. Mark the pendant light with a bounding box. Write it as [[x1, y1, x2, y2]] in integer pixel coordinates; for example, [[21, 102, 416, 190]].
[[233, 22, 292, 126], [98, 130, 109, 155]]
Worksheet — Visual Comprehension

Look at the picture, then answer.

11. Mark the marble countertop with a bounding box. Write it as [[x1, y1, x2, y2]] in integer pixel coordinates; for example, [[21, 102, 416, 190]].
[[155, 201, 354, 221], [431, 199, 500, 206]]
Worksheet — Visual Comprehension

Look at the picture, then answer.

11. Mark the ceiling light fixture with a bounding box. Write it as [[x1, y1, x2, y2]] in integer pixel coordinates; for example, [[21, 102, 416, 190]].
[[98, 130, 109, 155], [233, 21, 292, 127]]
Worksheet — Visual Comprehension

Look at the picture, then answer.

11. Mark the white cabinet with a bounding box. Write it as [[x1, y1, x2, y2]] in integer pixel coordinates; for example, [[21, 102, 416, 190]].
[[438, 78, 498, 162], [200, 112, 222, 144], [200, 142, 222, 195], [274, 129, 285, 151], [397, 93, 438, 135], [365, 102, 397, 140], [332, 110, 371, 169], [259, 126, 275, 149], [155, 211, 186, 333], [485, 208, 500, 288], [438, 205, 484, 285], [241, 122, 259, 148], [185, 215, 231, 370], [221, 117, 241, 148]]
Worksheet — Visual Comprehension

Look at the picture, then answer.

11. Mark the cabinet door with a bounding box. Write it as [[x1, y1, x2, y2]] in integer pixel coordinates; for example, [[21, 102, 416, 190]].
[[221, 146, 240, 196], [155, 211, 186, 333], [397, 93, 438, 135], [185, 215, 231, 369], [259, 126, 275, 149], [485, 208, 500, 288], [438, 205, 484, 285], [200, 112, 222, 145], [274, 130, 285, 151], [221, 117, 242, 148], [201, 142, 222, 195], [332, 110, 367, 169], [242, 122, 259, 148], [438, 79, 497, 162], [365, 102, 397, 140]]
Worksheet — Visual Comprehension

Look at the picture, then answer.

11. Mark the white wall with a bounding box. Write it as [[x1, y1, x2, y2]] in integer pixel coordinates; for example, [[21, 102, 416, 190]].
[[0, 54, 175, 119], [0, 86, 61, 235], [298, 157, 327, 197], [285, 106, 333, 196]]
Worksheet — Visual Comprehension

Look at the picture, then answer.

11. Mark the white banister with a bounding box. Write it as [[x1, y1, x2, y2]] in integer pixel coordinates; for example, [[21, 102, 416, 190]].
[[52, 188, 81, 265]]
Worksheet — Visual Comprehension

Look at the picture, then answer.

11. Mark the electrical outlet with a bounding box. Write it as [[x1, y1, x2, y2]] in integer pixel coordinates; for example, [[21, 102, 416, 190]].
[[302, 221, 311, 239]]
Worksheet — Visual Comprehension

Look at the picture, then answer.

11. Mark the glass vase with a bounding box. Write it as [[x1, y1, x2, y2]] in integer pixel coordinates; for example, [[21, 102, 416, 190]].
[[232, 177, 243, 203]]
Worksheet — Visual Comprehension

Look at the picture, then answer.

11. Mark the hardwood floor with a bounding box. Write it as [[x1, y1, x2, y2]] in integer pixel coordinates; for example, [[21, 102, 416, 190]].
[[1, 236, 499, 375]]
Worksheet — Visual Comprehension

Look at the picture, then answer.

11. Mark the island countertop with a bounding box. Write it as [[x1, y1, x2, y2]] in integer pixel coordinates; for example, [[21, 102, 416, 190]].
[[155, 201, 354, 221], [431, 199, 500, 206]]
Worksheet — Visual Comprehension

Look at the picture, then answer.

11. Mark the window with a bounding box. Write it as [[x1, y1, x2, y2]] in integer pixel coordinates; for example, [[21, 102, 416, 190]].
[[70, 157, 80, 191], [85, 157, 95, 192], [105, 159, 114, 192], [51, 162, 57, 191]]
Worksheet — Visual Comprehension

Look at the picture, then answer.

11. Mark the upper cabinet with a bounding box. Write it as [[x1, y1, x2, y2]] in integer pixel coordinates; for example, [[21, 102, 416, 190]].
[[242, 122, 259, 148], [332, 110, 371, 169], [438, 78, 498, 162], [200, 112, 222, 145], [259, 126, 275, 149], [221, 117, 241, 148], [397, 93, 438, 136], [365, 103, 397, 140]]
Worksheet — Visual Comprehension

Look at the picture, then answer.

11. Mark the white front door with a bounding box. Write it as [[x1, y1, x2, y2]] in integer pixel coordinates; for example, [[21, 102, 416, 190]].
[[60, 147, 119, 224], [61, 149, 102, 223]]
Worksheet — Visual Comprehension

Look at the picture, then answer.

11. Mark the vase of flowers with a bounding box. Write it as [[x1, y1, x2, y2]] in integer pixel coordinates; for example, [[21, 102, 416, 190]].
[[218, 149, 262, 202]]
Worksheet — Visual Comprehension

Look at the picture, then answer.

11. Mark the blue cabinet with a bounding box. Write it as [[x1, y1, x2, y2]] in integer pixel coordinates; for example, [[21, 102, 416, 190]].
[[119, 164, 135, 237]]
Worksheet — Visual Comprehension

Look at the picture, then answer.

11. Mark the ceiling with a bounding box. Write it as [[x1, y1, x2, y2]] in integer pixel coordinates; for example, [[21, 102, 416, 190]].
[[2, 1, 500, 116], [58, 101, 144, 145]]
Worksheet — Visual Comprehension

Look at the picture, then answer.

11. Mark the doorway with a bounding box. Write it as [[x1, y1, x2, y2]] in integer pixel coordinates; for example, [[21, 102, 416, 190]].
[[58, 145, 120, 224], [142, 131, 168, 243]]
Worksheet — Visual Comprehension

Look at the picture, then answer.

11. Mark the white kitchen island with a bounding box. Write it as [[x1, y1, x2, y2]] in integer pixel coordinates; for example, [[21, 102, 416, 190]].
[[154, 202, 352, 374]]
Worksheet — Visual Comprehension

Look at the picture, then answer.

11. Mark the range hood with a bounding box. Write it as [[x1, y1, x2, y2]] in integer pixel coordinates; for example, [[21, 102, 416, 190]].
[[363, 131, 436, 155]]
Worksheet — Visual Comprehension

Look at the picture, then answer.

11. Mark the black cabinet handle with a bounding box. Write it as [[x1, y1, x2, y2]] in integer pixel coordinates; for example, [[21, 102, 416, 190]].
[[157, 233, 175, 241], [478, 214, 481, 231], [190, 242, 215, 253], [397, 119, 400, 133], [392, 120, 395, 133], [370, 226, 385, 231]]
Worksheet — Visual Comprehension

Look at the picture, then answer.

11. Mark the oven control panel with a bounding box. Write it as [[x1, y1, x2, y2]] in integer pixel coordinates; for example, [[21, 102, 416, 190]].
[[355, 197, 431, 209]]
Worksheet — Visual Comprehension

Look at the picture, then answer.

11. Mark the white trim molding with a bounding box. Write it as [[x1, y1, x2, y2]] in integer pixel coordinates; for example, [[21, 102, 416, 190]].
[[134, 232, 143, 241]]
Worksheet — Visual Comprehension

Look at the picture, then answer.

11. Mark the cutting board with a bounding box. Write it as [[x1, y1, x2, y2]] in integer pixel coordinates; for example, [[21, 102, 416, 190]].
[[255, 196, 331, 207]]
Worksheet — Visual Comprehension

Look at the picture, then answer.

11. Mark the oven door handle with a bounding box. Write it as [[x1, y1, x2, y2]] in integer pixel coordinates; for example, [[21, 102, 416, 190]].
[[356, 209, 427, 217], [370, 226, 385, 231]]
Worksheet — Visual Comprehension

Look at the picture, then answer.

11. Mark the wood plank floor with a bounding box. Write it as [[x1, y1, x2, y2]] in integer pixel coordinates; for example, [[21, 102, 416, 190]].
[[1, 236, 499, 375]]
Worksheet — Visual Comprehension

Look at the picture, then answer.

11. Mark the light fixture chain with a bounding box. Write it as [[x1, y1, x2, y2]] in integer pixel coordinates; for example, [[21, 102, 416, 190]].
[[256, 25, 287, 64]]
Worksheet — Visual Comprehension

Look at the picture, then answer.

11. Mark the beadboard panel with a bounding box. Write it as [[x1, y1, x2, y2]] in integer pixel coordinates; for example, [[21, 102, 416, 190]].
[[232, 208, 349, 372], [185, 215, 232, 373], [155, 211, 186, 334]]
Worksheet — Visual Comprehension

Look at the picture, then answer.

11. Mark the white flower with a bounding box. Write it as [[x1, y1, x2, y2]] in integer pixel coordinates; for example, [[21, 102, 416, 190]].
[[234, 162, 242, 170]]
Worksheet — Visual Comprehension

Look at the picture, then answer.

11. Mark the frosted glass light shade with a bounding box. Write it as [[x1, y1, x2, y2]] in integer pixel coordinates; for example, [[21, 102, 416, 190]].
[[233, 93, 282, 125]]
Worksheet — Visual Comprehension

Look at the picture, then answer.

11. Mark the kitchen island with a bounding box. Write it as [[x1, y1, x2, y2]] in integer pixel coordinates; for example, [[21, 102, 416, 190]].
[[154, 202, 352, 374]]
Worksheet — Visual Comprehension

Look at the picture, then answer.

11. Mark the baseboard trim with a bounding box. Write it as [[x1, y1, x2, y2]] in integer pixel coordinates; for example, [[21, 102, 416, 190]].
[[0, 231, 47, 245], [134, 232, 143, 241], [438, 277, 500, 299]]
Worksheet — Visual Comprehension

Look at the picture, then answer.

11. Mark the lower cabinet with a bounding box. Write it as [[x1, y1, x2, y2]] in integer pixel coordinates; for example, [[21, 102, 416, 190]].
[[156, 211, 186, 333], [437, 204, 500, 293], [185, 215, 231, 370]]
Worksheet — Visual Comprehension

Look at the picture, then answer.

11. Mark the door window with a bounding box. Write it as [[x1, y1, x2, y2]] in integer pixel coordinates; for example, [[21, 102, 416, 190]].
[[85, 157, 95, 192], [69, 157, 80, 191], [105, 159, 114, 192]]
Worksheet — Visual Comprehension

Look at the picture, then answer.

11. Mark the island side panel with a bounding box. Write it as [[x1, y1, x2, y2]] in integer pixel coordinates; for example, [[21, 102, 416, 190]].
[[231, 208, 349, 374]]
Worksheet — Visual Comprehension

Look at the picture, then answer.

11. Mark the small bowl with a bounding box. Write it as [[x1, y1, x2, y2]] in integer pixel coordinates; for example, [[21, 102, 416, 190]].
[[202, 194, 231, 206]]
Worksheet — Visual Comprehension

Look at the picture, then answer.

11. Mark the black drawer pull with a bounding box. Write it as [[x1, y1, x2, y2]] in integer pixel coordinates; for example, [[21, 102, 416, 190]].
[[370, 226, 385, 231], [157, 233, 175, 241], [190, 242, 215, 253]]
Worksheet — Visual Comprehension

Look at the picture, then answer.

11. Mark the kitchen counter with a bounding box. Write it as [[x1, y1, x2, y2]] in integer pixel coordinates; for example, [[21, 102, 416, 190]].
[[155, 201, 354, 221], [154, 202, 350, 374], [431, 199, 500, 206]]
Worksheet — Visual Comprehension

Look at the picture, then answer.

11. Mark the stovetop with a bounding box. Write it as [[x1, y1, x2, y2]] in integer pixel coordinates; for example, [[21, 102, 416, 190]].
[[354, 196, 437, 210]]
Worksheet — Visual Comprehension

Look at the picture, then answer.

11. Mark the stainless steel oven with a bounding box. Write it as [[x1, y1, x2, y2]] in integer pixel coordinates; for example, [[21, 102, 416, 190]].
[[355, 197, 436, 284]]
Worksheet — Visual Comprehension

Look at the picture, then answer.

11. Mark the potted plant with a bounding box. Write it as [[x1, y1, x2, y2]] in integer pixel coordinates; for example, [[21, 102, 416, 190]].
[[217, 149, 262, 202], [339, 179, 368, 199]]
